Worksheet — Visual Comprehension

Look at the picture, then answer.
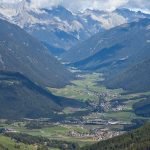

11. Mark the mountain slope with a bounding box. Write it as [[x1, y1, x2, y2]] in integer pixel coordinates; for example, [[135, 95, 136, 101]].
[[0, 71, 83, 119], [106, 59, 150, 92], [0, 71, 60, 119], [66, 19, 150, 92], [0, 136, 36, 150], [80, 123, 150, 150], [133, 95, 150, 117], [0, 19, 73, 88], [63, 18, 150, 64]]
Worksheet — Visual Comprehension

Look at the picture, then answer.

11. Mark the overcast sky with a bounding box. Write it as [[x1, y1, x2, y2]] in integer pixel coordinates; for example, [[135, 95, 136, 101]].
[[1, 0, 150, 13]]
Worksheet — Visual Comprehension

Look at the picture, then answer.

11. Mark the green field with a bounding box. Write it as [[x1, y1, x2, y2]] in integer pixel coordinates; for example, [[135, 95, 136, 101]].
[[1, 72, 150, 149], [48, 72, 150, 123], [48, 73, 122, 103], [0, 135, 62, 150], [0, 122, 93, 146]]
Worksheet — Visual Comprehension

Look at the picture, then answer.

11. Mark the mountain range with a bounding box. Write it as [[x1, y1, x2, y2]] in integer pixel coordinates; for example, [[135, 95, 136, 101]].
[[0, 1, 150, 149], [63, 18, 150, 63], [0, 0, 150, 55]]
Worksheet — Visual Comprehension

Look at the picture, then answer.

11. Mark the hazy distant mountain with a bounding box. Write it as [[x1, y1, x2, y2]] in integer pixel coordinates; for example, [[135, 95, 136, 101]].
[[0, 19, 73, 88], [0, 0, 150, 55]]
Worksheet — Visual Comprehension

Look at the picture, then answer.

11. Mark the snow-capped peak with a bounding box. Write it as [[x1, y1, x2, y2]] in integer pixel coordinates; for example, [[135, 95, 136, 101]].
[[0, 3, 149, 50]]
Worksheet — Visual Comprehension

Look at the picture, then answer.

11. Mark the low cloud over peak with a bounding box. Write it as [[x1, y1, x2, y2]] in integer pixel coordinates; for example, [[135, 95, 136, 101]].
[[0, 0, 150, 13]]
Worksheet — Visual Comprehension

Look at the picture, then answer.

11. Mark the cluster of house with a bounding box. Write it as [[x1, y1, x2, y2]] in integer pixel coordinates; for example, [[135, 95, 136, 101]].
[[0, 128, 17, 134], [69, 128, 124, 141]]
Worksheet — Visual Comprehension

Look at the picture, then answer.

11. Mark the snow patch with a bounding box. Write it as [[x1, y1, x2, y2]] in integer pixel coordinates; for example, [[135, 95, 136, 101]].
[[146, 25, 150, 30], [71, 20, 83, 31], [90, 12, 127, 29], [119, 56, 129, 61], [0, 54, 5, 68], [147, 40, 150, 43]]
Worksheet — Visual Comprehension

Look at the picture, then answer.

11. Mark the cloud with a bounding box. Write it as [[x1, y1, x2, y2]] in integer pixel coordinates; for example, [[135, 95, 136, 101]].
[[0, 0, 150, 13], [0, 0, 21, 3], [30, 0, 62, 9], [29, 0, 128, 12], [69, 0, 128, 12], [126, 0, 150, 13], [30, 0, 150, 13]]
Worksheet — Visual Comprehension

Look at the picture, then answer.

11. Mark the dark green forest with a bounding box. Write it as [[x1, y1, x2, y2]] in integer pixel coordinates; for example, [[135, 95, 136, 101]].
[[80, 123, 150, 150]]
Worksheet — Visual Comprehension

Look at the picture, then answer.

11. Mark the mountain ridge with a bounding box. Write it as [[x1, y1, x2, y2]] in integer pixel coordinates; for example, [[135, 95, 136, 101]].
[[0, 18, 73, 88]]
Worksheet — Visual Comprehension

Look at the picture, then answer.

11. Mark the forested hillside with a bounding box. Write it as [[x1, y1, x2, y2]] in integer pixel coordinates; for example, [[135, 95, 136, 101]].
[[105, 59, 150, 92], [0, 19, 73, 88], [0, 71, 83, 119], [80, 123, 150, 150]]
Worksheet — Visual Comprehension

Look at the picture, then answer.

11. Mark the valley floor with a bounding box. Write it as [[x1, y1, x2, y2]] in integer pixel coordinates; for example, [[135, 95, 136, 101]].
[[0, 68, 150, 149]]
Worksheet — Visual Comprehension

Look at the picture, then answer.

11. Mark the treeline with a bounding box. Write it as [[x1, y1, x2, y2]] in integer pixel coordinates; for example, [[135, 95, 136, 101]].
[[5, 133, 79, 150], [133, 95, 150, 117], [123, 119, 148, 131], [79, 123, 150, 150]]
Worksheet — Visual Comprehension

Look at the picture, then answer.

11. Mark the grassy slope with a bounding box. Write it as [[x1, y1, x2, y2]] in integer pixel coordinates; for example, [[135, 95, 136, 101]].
[[49, 72, 150, 123], [4, 124, 90, 145], [0, 135, 61, 150], [49, 73, 122, 103], [0, 136, 36, 150]]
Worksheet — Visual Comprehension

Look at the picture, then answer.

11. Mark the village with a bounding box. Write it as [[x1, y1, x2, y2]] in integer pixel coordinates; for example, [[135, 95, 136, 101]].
[[68, 128, 124, 141]]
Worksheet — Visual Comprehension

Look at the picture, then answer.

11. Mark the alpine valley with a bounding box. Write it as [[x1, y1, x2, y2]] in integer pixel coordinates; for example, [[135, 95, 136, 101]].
[[0, 0, 150, 150]]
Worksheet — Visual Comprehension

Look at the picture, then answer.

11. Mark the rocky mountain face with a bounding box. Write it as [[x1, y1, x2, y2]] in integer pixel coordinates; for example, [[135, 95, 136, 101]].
[[0, 0, 150, 55]]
